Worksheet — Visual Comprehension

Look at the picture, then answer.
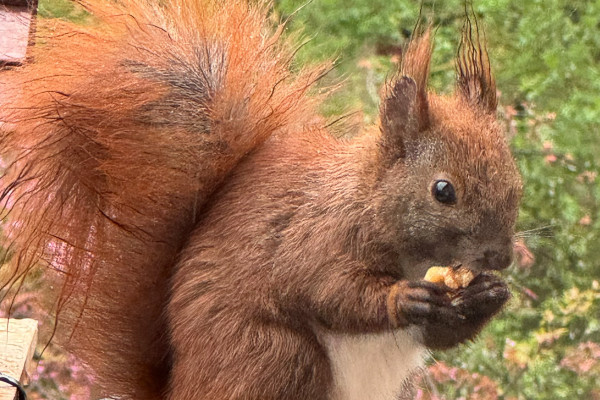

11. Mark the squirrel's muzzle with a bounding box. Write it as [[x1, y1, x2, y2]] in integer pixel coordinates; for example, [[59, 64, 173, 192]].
[[481, 248, 513, 270]]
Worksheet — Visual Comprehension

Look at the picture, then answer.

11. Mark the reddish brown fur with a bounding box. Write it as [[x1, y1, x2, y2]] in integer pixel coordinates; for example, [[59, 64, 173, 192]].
[[0, 1, 522, 399], [0, 1, 325, 398]]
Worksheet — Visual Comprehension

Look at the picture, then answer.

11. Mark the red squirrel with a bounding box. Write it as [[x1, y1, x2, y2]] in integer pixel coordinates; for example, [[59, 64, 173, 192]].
[[0, 0, 522, 399]]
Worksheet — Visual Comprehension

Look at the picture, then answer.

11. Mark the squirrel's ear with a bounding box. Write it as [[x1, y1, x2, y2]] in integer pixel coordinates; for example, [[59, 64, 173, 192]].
[[456, 14, 497, 114], [379, 29, 432, 162], [379, 77, 420, 161]]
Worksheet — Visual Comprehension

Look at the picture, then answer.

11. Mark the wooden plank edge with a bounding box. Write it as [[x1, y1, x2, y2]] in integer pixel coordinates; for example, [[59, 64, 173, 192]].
[[0, 318, 38, 400]]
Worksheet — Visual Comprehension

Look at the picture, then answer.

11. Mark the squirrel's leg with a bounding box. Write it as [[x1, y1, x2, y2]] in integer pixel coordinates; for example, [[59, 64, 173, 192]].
[[167, 312, 331, 400], [276, 259, 509, 347], [275, 259, 457, 333]]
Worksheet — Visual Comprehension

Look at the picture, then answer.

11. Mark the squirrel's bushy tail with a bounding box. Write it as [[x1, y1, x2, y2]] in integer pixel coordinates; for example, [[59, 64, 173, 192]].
[[0, 0, 323, 397]]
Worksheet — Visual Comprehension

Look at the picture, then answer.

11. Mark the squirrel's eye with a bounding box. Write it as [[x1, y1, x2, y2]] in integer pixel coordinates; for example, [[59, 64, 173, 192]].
[[432, 180, 457, 205]]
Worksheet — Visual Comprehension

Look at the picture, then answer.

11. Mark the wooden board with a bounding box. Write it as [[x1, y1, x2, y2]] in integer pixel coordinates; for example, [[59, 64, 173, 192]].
[[0, 318, 37, 400], [0, 2, 37, 66]]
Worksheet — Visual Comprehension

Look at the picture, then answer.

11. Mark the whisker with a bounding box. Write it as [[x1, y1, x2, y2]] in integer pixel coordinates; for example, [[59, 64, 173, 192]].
[[515, 225, 555, 239]]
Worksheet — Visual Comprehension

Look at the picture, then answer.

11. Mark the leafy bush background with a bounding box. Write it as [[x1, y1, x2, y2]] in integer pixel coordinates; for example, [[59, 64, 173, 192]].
[[4, 0, 600, 398]]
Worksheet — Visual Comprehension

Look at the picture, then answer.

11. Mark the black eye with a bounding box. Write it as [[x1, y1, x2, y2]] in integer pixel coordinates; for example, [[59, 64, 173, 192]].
[[432, 180, 457, 205]]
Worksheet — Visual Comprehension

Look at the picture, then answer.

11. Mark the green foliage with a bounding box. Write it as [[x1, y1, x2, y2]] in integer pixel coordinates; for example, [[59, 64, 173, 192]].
[[37, 0, 91, 24], [275, 0, 600, 398]]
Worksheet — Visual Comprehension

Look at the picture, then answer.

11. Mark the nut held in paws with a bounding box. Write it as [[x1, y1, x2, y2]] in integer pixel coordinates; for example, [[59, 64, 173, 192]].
[[424, 266, 477, 290]]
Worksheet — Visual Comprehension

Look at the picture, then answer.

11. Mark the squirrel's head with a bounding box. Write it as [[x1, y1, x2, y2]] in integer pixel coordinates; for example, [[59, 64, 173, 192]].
[[372, 24, 522, 280]]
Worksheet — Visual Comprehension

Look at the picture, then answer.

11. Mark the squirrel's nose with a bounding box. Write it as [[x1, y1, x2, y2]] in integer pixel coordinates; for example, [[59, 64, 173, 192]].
[[483, 249, 513, 270]]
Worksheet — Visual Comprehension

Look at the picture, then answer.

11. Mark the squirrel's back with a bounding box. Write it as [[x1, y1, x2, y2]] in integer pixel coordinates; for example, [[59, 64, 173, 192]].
[[0, 0, 324, 397]]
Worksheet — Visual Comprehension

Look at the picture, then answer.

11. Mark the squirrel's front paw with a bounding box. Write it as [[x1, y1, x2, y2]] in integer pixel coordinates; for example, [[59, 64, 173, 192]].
[[423, 273, 510, 349], [387, 280, 461, 328], [388, 274, 510, 349], [454, 272, 510, 320]]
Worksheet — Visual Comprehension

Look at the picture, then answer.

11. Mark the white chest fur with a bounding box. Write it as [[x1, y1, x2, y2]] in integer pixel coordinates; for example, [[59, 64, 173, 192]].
[[318, 327, 427, 400]]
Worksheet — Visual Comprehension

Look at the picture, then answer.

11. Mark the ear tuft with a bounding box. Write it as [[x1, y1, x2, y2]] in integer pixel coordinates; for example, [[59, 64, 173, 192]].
[[378, 28, 433, 164], [456, 11, 497, 114], [401, 27, 433, 127]]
